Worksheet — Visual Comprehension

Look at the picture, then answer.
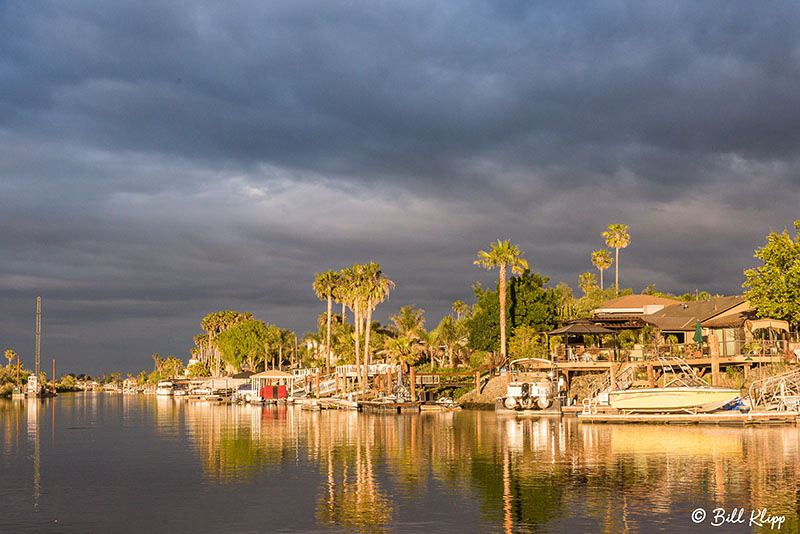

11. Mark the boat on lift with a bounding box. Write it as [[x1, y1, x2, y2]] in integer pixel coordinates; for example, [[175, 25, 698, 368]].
[[609, 357, 740, 413]]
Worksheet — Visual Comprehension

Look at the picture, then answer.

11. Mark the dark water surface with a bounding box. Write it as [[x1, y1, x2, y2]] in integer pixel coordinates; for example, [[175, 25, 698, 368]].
[[1, 393, 799, 533]]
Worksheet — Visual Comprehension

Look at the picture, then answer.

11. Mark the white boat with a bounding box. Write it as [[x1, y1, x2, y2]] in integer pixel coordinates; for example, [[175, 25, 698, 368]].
[[26, 375, 41, 397], [498, 358, 563, 411], [155, 381, 174, 396], [608, 386, 741, 413], [609, 357, 741, 413]]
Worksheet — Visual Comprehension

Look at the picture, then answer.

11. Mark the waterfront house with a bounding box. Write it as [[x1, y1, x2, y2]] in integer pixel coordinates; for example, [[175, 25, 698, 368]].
[[643, 296, 748, 345], [702, 309, 791, 357]]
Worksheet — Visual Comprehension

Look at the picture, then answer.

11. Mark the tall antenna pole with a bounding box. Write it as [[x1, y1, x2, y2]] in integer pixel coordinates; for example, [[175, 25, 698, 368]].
[[35, 296, 41, 378]]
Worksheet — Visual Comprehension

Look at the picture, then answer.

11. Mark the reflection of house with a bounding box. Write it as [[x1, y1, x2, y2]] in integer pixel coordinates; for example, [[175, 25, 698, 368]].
[[644, 296, 748, 344]]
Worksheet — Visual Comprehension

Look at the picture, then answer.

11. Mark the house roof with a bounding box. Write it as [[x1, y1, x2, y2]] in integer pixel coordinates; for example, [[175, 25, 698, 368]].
[[549, 320, 615, 335], [703, 310, 790, 332], [593, 294, 682, 314], [644, 296, 747, 331]]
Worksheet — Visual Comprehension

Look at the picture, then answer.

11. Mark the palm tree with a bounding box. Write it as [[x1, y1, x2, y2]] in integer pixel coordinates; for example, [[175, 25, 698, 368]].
[[431, 315, 468, 368], [389, 305, 426, 340], [452, 300, 469, 321], [313, 270, 340, 374], [578, 272, 597, 295], [339, 265, 365, 391], [474, 240, 528, 362], [591, 249, 613, 290], [602, 224, 631, 294], [359, 263, 394, 373], [4, 349, 16, 367]]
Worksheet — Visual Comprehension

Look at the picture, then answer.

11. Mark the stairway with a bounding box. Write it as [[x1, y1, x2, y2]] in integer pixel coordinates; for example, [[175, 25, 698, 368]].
[[588, 364, 635, 404]]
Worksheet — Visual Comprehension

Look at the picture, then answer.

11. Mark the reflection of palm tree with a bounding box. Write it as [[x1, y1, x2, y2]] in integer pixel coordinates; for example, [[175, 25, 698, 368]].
[[475, 240, 528, 362]]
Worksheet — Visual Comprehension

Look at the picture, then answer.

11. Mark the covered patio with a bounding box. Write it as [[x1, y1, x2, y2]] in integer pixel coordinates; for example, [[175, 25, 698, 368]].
[[547, 320, 618, 362]]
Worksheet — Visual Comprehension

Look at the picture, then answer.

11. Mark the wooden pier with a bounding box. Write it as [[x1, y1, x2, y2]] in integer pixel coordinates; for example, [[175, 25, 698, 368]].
[[578, 410, 799, 425], [359, 400, 423, 414]]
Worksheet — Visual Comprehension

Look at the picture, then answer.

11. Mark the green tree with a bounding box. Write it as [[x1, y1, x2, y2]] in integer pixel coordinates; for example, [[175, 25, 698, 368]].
[[591, 249, 613, 290], [743, 221, 800, 326], [508, 324, 545, 359], [602, 224, 630, 294], [467, 271, 559, 353], [474, 240, 529, 362], [216, 320, 281, 372], [313, 270, 340, 373], [200, 311, 253, 375]]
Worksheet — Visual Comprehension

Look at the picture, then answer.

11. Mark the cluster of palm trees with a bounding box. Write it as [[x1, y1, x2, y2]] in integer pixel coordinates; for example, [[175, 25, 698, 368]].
[[595, 224, 630, 293], [314, 263, 395, 391], [311, 240, 532, 373]]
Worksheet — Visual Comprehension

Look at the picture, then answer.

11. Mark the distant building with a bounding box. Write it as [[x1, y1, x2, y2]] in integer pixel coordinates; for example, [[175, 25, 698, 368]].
[[592, 294, 682, 316]]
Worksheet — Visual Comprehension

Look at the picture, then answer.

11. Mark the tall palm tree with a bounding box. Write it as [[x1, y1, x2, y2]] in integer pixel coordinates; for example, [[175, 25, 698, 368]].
[[602, 224, 630, 294], [339, 265, 364, 391], [332, 269, 348, 325], [313, 270, 340, 374], [474, 240, 528, 362], [591, 249, 613, 290], [359, 263, 394, 373]]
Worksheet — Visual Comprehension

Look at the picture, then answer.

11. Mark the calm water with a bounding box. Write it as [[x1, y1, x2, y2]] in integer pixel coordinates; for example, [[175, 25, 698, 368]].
[[1, 394, 799, 533]]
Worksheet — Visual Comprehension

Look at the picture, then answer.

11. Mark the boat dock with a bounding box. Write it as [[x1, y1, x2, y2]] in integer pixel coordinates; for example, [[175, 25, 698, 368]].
[[578, 410, 799, 425]]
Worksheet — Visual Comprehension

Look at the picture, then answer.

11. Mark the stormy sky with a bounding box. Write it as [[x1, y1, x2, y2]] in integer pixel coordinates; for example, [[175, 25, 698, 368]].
[[2, 2, 799, 375]]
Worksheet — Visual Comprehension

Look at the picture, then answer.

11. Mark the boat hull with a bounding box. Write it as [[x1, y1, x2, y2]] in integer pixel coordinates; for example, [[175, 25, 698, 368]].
[[608, 387, 740, 413]]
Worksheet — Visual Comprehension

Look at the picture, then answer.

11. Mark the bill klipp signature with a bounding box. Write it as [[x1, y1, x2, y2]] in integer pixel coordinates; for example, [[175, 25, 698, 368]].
[[692, 507, 786, 529]]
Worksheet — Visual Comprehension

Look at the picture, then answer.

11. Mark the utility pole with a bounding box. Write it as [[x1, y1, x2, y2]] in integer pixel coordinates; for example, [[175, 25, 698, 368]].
[[35, 296, 41, 379]]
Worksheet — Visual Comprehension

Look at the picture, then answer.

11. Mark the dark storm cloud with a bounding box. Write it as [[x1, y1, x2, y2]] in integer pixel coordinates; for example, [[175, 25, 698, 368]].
[[2, 1, 800, 373]]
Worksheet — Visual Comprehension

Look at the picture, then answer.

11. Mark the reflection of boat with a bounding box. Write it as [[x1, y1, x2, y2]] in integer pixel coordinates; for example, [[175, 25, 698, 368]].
[[497, 358, 563, 413], [155, 381, 174, 396], [608, 425, 741, 456], [421, 397, 462, 411], [609, 358, 740, 413]]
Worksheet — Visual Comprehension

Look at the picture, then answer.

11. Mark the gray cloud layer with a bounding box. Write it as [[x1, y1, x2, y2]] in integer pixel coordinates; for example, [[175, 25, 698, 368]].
[[2, 1, 799, 374]]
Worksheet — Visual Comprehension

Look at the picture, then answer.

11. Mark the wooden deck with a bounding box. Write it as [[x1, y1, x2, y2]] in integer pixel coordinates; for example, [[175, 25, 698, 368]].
[[578, 410, 799, 425], [526, 355, 783, 372]]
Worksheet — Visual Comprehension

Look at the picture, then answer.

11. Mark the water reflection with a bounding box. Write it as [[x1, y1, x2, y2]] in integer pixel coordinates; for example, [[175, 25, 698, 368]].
[[2, 396, 800, 533]]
